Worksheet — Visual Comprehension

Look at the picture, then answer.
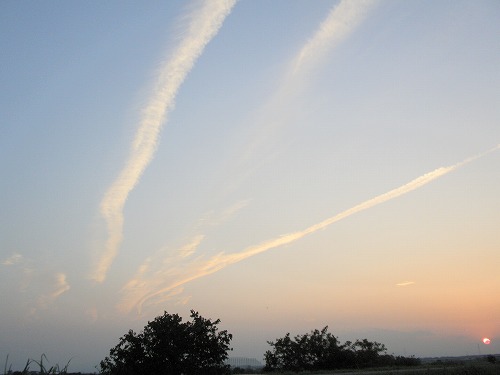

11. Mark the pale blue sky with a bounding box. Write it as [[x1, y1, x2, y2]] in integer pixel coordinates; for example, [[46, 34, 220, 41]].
[[1, 1, 499, 371]]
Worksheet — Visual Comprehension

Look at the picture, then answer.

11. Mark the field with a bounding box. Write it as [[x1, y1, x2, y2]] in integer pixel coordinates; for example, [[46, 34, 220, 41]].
[[235, 356, 499, 375], [3, 354, 498, 375]]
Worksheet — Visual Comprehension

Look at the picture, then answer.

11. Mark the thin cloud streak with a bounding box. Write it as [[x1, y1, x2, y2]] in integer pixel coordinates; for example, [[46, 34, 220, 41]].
[[292, 0, 377, 75], [2, 252, 23, 266], [120, 200, 248, 314], [51, 273, 71, 299], [119, 235, 204, 314], [396, 281, 416, 287], [37, 272, 71, 310], [179, 235, 205, 259], [236, 0, 377, 182], [92, 0, 236, 283], [121, 145, 499, 314]]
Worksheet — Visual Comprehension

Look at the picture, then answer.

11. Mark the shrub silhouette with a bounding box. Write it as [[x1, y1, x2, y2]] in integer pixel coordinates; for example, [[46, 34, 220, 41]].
[[264, 326, 420, 372]]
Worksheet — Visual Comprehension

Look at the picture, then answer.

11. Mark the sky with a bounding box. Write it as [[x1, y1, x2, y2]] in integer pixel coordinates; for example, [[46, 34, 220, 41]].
[[1, 0, 499, 372]]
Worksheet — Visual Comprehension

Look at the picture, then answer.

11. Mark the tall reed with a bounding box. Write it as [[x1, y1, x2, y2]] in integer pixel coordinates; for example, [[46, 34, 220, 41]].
[[3, 354, 71, 375]]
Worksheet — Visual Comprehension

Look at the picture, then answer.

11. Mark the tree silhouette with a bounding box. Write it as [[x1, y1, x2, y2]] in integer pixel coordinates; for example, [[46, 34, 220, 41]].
[[264, 326, 419, 372], [100, 310, 232, 375], [264, 326, 343, 372]]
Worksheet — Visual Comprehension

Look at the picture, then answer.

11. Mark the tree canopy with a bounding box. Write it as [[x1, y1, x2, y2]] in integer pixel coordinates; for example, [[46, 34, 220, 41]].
[[100, 310, 232, 375], [264, 326, 420, 372]]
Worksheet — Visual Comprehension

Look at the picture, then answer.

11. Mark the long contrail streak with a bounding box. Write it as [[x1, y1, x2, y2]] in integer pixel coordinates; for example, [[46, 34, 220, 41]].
[[121, 145, 499, 313], [236, 0, 377, 187], [92, 1, 236, 283]]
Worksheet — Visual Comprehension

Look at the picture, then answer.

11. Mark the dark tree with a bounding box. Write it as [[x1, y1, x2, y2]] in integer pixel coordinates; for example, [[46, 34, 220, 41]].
[[264, 326, 343, 372], [264, 326, 418, 372], [351, 338, 388, 368], [100, 310, 232, 375]]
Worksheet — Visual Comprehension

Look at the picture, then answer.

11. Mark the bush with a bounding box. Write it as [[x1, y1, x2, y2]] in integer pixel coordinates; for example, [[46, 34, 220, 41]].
[[263, 326, 420, 372], [100, 310, 232, 375]]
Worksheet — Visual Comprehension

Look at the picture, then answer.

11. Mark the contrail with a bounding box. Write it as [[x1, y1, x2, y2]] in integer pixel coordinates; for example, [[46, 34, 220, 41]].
[[92, 0, 236, 283], [119, 201, 248, 314], [291, 0, 377, 76], [120, 145, 499, 313], [235, 0, 377, 184]]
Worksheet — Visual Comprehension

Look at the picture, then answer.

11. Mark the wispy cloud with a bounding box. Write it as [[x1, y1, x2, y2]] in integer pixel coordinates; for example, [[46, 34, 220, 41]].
[[119, 244, 198, 313], [36, 272, 71, 311], [3, 252, 71, 315], [237, 0, 377, 176], [396, 281, 416, 287], [92, 0, 236, 283], [2, 253, 35, 291], [2, 252, 23, 266], [120, 200, 248, 314], [292, 0, 377, 75], [52, 273, 71, 299], [120, 145, 499, 314], [178, 235, 205, 259]]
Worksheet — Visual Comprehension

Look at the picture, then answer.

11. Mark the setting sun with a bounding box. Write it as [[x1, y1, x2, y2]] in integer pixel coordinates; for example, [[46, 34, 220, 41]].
[[482, 338, 491, 345]]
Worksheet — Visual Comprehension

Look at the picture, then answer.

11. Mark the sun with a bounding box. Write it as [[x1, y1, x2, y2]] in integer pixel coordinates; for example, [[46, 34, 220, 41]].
[[482, 337, 491, 345]]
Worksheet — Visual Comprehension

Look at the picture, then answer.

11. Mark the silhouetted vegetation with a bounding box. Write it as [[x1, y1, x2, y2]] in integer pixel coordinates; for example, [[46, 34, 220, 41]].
[[7, 313, 499, 375], [3, 354, 72, 375], [99, 310, 232, 375], [263, 326, 421, 372], [230, 366, 261, 374]]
